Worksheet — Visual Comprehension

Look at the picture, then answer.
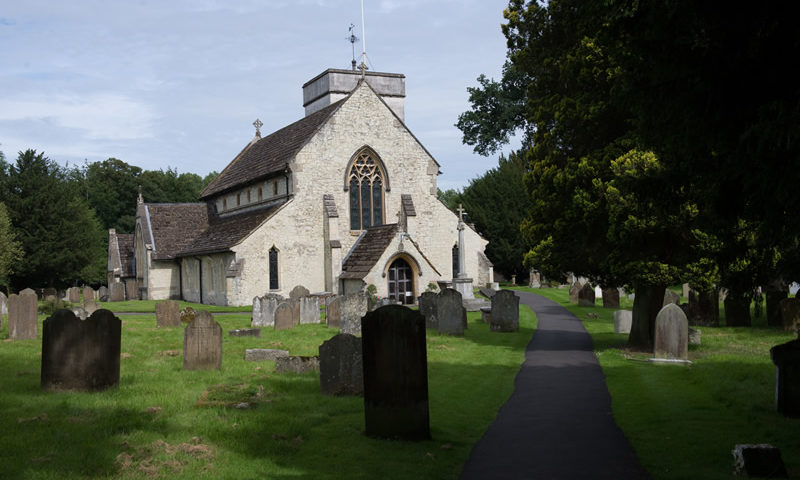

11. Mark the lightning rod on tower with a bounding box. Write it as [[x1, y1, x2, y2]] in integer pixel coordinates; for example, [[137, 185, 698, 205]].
[[347, 23, 359, 71]]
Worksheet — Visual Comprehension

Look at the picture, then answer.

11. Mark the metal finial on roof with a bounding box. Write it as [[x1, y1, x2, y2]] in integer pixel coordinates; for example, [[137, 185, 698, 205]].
[[347, 23, 359, 71], [253, 118, 263, 138]]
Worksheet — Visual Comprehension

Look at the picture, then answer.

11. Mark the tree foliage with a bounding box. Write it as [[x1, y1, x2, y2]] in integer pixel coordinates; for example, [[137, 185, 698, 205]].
[[0, 202, 23, 290]]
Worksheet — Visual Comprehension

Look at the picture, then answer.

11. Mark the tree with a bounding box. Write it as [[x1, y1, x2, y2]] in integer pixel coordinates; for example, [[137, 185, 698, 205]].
[[0, 202, 23, 291], [83, 158, 142, 233]]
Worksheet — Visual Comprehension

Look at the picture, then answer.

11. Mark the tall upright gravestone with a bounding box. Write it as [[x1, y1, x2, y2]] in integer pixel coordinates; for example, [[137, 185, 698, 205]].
[[299, 296, 321, 324], [41, 309, 121, 391], [274, 302, 296, 331], [654, 303, 689, 360], [8, 290, 38, 340], [490, 290, 519, 332], [252, 295, 279, 328], [436, 288, 466, 336], [326, 296, 342, 328], [569, 282, 582, 304], [362, 305, 430, 440], [109, 282, 125, 302], [578, 283, 596, 306], [340, 293, 368, 336], [319, 333, 363, 396], [82, 286, 95, 303], [67, 287, 81, 303], [289, 285, 310, 300], [156, 300, 181, 327], [418, 291, 438, 330], [601, 288, 620, 308], [770, 332, 800, 417], [183, 311, 222, 370]]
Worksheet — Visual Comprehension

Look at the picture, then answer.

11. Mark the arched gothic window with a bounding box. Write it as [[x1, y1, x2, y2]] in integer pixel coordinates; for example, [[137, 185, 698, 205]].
[[348, 149, 384, 230]]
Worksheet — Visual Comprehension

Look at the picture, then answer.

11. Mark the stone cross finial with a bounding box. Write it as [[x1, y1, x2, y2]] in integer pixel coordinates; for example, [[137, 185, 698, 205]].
[[137, 185, 143, 204], [457, 204, 467, 228], [253, 118, 263, 137]]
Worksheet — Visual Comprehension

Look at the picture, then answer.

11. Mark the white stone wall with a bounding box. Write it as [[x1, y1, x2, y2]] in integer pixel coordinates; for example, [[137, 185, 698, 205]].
[[147, 260, 179, 300], [181, 257, 201, 303]]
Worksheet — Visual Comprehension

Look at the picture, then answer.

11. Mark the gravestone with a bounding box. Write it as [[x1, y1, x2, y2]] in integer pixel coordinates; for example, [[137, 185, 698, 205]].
[[125, 280, 138, 301], [274, 302, 296, 331], [20, 287, 36, 296], [42, 287, 57, 299], [490, 289, 519, 332], [82, 286, 95, 303], [183, 311, 222, 370], [601, 288, 620, 308], [0, 291, 7, 319], [98, 286, 109, 302], [682, 283, 690, 298], [663, 288, 681, 307], [319, 333, 363, 396], [155, 300, 181, 328], [613, 310, 632, 334], [528, 269, 541, 288], [244, 348, 289, 361], [41, 309, 121, 391], [71, 306, 88, 320], [779, 298, 800, 331], [340, 293, 368, 336], [436, 288, 466, 336], [688, 327, 701, 346], [480, 306, 492, 324], [326, 296, 342, 328], [229, 328, 261, 337], [578, 283, 596, 306], [686, 289, 719, 326], [478, 288, 496, 299], [8, 291, 38, 340], [362, 305, 430, 440], [252, 295, 279, 328], [770, 332, 800, 417], [569, 282, 582, 304], [732, 444, 788, 478], [291, 299, 301, 324], [84, 301, 98, 316], [654, 303, 689, 360], [299, 296, 321, 324], [418, 291, 438, 329], [109, 282, 125, 302], [67, 287, 81, 303], [275, 356, 320, 374], [289, 285, 310, 300]]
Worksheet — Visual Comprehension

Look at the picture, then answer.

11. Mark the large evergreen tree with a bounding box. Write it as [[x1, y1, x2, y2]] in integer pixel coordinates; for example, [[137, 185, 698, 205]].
[[0, 202, 23, 291]]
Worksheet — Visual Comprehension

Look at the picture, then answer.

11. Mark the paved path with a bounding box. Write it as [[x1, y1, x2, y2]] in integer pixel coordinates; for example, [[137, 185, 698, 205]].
[[460, 290, 651, 480]]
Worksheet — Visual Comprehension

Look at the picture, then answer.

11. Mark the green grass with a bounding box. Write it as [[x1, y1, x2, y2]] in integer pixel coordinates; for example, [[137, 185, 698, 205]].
[[515, 286, 800, 479], [99, 300, 252, 313], [0, 303, 537, 479]]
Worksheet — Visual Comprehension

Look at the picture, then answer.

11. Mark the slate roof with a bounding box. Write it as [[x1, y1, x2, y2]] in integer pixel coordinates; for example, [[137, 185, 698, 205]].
[[340, 224, 399, 279], [117, 234, 135, 277], [144, 203, 210, 260], [177, 202, 285, 257], [200, 100, 345, 199]]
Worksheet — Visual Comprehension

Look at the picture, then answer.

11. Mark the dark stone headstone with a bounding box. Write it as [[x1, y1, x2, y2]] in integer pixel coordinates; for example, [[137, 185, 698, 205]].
[[362, 305, 430, 440], [770, 332, 800, 417], [67, 287, 81, 303], [686, 289, 719, 326], [732, 444, 788, 478], [490, 290, 519, 332], [289, 285, 310, 300], [299, 296, 321, 324], [97, 286, 109, 302], [436, 288, 466, 336], [109, 282, 125, 302], [183, 311, 222, 370], [654, 303, 688, 360], [326, 296, 342, 328], [8, 291, 38, 340], [601, 288, 620, 308], [766, 287, 789, 327], [252, 295, 279, 328], [319, 333, 363, 396], [578, 283, 596, 307], [244, 348, 289, 361], [275, 355, 320, 374], [155, 300, 181, 328], [779, 298, 800, 331], [274, 302, 296, 331], [41, 309, 121, 391], [340, 293, 368, 336], [82, 286, 95, 303], [724, 290, 752, 327], [229, 328, 261, 337], [418, 291, 438, 329], [478, 288, 496, 299]]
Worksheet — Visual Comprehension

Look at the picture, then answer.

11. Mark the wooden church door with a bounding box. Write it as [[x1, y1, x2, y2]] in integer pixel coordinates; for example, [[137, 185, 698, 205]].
[[387, 258, 414, 305]]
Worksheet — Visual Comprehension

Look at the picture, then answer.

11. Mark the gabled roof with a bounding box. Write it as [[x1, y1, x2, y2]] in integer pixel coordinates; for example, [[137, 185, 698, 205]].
[[177, 202, 285, 257], [200, 100, 345, 199], [142, 203, 210, 260], [340, 224, 399, 279]]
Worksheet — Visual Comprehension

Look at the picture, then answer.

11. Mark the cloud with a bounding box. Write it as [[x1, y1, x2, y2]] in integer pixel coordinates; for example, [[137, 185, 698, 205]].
[[0, 93, 156, 140]]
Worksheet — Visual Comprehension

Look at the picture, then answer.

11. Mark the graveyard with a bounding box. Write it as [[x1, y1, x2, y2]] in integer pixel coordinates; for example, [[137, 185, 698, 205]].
[[0, 296, 537, 479]]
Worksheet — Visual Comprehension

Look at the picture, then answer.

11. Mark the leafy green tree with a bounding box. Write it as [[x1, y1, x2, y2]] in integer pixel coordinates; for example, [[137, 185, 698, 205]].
[[436, 188, 461, 212], [0, 202, 23, 291], [83, 158, 143, 233]]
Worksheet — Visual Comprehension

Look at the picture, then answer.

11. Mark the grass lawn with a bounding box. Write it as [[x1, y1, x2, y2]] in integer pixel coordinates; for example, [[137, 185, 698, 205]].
[[0, 301, 536, 479], [515, 286, 800, 479]]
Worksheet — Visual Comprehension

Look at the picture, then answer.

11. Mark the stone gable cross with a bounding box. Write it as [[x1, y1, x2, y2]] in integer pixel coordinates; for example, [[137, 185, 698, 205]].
[[253, 118, 263, 137], [457, 204, 467, 224]]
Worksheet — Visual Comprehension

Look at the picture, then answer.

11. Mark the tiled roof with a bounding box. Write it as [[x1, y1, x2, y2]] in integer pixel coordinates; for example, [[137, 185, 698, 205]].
[[340, 224, 398, 279], [200, 100, 345, 199], [401, 194, 416, 216], [178, 202, 285, 257], [117, 234, 135, 277], [145, 203, 210, 260]]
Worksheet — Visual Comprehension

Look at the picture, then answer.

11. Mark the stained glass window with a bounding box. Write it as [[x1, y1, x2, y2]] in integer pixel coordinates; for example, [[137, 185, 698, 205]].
[[348, 149, 384, 230]]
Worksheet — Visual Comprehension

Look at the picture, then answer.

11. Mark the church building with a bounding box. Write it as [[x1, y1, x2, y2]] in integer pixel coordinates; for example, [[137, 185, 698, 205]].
[[110, 68, 493, 306]]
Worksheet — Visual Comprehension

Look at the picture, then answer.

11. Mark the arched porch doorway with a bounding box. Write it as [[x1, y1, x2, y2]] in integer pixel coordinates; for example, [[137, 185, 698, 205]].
[[387, 257, 415, 305]]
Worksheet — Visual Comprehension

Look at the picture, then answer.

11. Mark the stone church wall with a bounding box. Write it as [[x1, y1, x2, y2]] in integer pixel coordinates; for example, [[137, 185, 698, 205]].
[[147, 260, 180, 300], [181, 257, 201, 303]]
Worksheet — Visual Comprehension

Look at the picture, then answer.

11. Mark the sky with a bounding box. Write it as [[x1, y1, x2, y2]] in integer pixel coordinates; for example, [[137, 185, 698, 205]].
[[0, 0, 517, 191]]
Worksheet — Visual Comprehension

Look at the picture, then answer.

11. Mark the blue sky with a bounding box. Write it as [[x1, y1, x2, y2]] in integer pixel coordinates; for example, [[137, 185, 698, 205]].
[[0, 0, 516, 191]]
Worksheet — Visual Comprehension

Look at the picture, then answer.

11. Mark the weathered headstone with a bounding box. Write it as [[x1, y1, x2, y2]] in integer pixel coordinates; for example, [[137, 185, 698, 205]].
[[299, 296, 321, 324], [654, 303, 688, 361], [8, 290, 38, 340], [436, 288, 466, 336], [98, 286, 109, 302], [155, 300, 181, 328], [183, 311, 222, 370], [20, 287, 36, 296], [244, 348, 289, 361], [67, 287, 81, 303], [686, 289, 719, 326], [528, 268, 541, 288], [682, 283, 690, 298], [229, 328, 261, 337], [82, 286, 95, 303], [289, 285, 310, 300], [569, 282, 582, 304], [109, 282, 125, 302], [688, 327, 701, 346], [41, 309, 121, 391], [732, 444, 788, 478], [362, 305, 430, 440], [578, 283, 596, 307], [663, 289, 681, 307], [275, 356, 320, 374], [84, 301, 98, 316], [319, 333, 363, 396], [779, 298, 800, 331], [252, 295, 279, 328], [418, 291, 438, 329], [125, 280, 138, 301], [601, 288, 620, 308], [71, 306, 88, 320], [490, 289, 519, 332], [478, 288, 496, 299], [770, 332, 800, 417], [340, 293, 368, 336], [274, 301, 296, 331], [326, 296, 342, 328], [0, 291, 7, 319], [613, 310, 632, 334]]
